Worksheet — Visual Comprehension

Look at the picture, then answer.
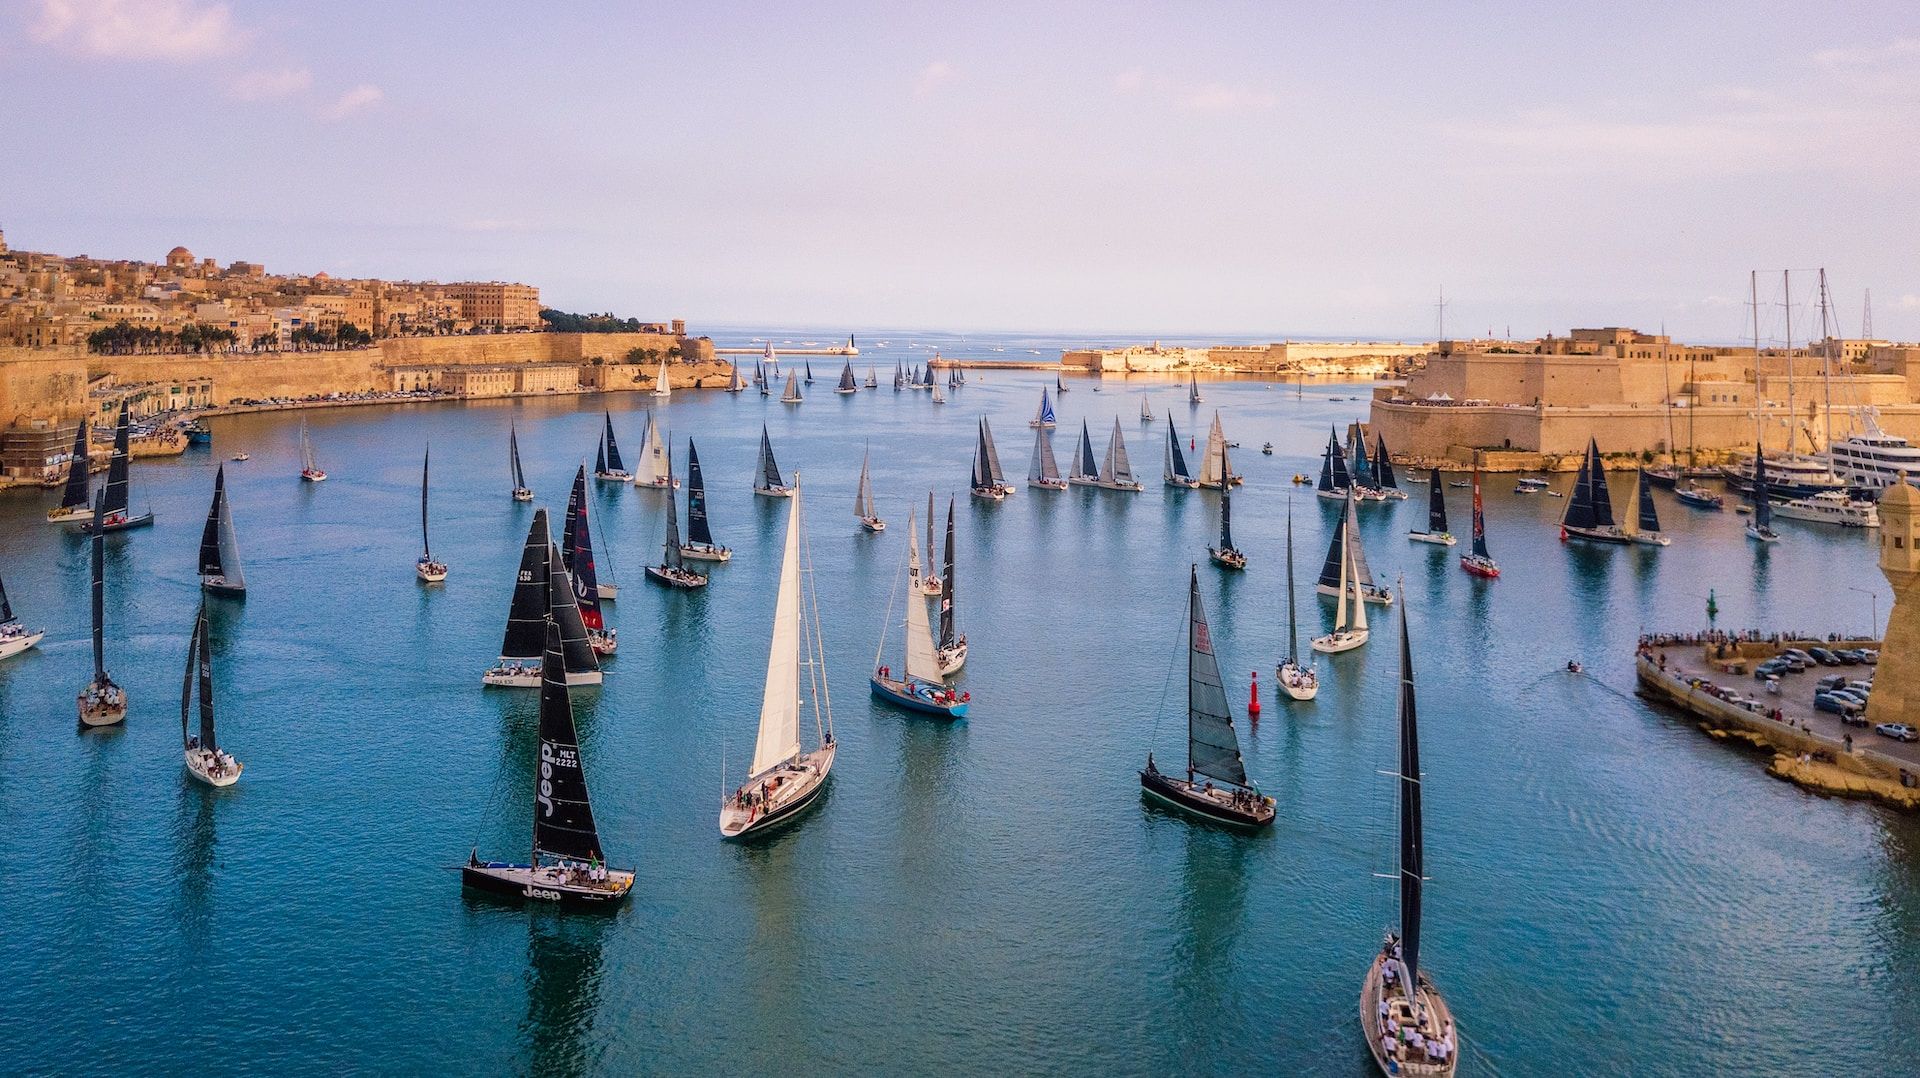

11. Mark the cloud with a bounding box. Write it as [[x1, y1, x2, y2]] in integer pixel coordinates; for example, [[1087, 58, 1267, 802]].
[[29, 0, 244, 60], [1439, 107, 1780, 162], [1900, 295, 1920, 312], [317, 84, 383, 121], [1813, 37, 1920, 68], [1112, 68, 1279, 113], [913, 60, 954, 98], [228, 67, 314, 102], [458, 218, 529, 233]]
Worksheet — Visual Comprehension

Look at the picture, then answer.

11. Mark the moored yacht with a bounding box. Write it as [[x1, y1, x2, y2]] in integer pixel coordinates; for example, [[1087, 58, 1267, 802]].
[[1773, 489, 1878, 528], [1826, 410, 1920, 493]]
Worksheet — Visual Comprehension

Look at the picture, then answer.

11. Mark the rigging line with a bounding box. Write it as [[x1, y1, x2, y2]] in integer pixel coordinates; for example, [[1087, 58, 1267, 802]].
[[1148, 582, 1189, 748], [873, 517, 910, 672]]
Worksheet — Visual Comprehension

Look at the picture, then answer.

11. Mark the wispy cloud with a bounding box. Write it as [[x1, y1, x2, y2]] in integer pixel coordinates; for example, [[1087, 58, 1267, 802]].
[[913, 60, 954, 98], [1113, 67, 1278, 113], [1813, 37, 1920, 68], [317, 84, 383, 121], [458, 218, 529, 233], [228, 67, 314, 102], [29, 0, 244, 60]]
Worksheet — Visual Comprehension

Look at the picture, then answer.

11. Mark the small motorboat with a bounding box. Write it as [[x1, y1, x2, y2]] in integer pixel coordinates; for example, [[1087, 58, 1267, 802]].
[[1676, 483, 1725, 510], [230, 452, 250, 462], [1262, 443, 1275, 455], [1291, 473, 1310, 484], [1449, 481, 1470, 489], [1546, 490, 1564, 498]]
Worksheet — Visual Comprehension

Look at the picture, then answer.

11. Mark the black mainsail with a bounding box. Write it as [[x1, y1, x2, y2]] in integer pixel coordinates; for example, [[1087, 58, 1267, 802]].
[[57, 420, 90, 514], [602, 411, 626, 474], [1319, 428, 1352, 493], [686, 439, 716, 547], [180, 601, 216, 752], [1752, 448, 1774, 530], [1636, 468, 1661, 535], [498, 510, 554, 667], [103, 399, 132, 516], [0, 572, 13, 625], [1470, 476, 1492, 560], [570, 476, 605, 635], [1166, 417, 1193, 482], [838, 362, 857, 392], [509, 424, 528, 491], [532, 620, 607, 865], [1185, 566, 1247, 786], [1426, 471, 1448, 534], [1352, 430, 1372, 487], [1219, 486, 1236, 552], [198, 464, 246, 591], [939, 497, 957, 649], [1074, 420, 1099, 479], [757, 425, 785, 490], [545, 540, 600, 678], [1373, 434, 1399, 491], [420, 445, 434, 561], [561, 468, 583, 571], [1587, 440, 1617, 525], [978, 417, 1006, 486], [90, 490, 107, 682], [662, 458, 686, 570], [1393, 592, 1425, 990]]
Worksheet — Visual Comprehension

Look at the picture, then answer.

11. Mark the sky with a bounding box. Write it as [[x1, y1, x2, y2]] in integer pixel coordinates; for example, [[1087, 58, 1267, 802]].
[[2, 0, 1918, 342]]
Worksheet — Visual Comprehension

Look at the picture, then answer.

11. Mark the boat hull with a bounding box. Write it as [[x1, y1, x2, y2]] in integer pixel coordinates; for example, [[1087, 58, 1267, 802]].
[[719, 746, 836, 839], [646, 565, 709, 589], [1408, 531, 1457, 546], [1138, 766, 1274, 827], [870, 676, 967, 718], [1460, 555, 1500, 578], [1277, 661, 1319, 701], [1209, 547, 1247, 570], [75, 511, 155, 535], [754, 486, 795, 498], [1165, 477, 1201, 489], [1560, 525, 1631, 545], [461, 862, 634, 908], [593, 471, 632, 484], [301, 471, 327, 483], [482, 666, 600, 688], [184, 748, 241, 787], [1630, 533, 1671, 547], [970, 486, 1007, 501], [47, 506, 92, 523], [200, 577, 247, 597], [1311, 630, 1369, 654], [0, 631, 46, 660], [936, 641, 967, 676], [1317, 583, 1394, 605], [860, 518, 887, 532], [512, 489, 534, 502], [1746, 525, 1780, 543], [1360, 957, 1458, 1077], [679, 544, 733, 562], [1675, 489, 1723, 510], [416, 561, 448, 583], [597, 583, 619, 600], [1029, 478, 1069, 490]]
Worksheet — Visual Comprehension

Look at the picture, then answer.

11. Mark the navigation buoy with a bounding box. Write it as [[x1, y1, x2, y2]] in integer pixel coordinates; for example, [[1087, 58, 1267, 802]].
[[1247, 672, 1262, 718]]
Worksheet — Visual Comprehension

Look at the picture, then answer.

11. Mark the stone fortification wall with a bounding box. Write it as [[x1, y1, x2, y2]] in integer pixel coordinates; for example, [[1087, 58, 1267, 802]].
[[0, 348, 91, 426]]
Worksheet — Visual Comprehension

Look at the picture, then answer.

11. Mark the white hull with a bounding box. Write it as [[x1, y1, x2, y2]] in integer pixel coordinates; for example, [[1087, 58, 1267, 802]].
[[512, 489, 534, 502], [1407, 532, 1456, 546], [184, 748, 242, 787], [1772, 495, 1878, 528], [481, 667, 602, 688], [1361, 957, 1458, 1077], [1029, 478, 1069, 490], [1277, 661, 1319, 700], [1630, 533, 1671, 547], [680, 544, 733, 562], [937, 641, 968, 676], [47, 507, 92, 523], [1311, 630, 1369, 654], [971, 487, 1007, 501], [1165, 476, 1201, 489], [594, 471, 633, 484], [598, 583, 619, 599], [1317, 583, 1394, 605], [719, 744, 836, 838], [920, 578, 943, 597], [1746, 525, 1780, 543], [860, 518, 887, 532], [416, 561, 448, 583], [640, 478, 681, 490], [755, 486, 795, 498], [301, 472, 327, 483], [0, 631, 45, 660]]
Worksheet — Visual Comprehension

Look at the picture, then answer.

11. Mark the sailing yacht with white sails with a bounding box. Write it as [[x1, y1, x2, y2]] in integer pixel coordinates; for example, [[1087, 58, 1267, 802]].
[[1198, 412, 1240, 489], [837, 361, 859, 395], [1313, 493, 1372, 655], [651, 357, 671, 398], [634, 413, 678, 490], [919, 493, 942, 596], [1094, 418, 1145, 492], [721, 478, 836, 838], [871, 527, 969, 718], [856, 446, 886, 532], [1028, 425, 1068, 490], [1276, 502, 1318, 700], [781, 372, 804, 405], [181, 600, 242, 787], [299, 415, 327, 482], [1318, 492, 1393, 604], [199, 465, 247, 596], [416, 446, 448, 582]]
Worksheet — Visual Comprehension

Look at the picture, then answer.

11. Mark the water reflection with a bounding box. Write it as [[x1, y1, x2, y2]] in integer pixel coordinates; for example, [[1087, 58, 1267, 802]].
[[172, 785, 218, 953], [519, 914, 612, 1077]]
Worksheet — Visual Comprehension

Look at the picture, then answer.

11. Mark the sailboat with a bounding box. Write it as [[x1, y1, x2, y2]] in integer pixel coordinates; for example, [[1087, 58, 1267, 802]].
[[416, 445, 448, 582], [0, 571, 46, 661], [78, 491, 127, 726], [754, 425, 795, 497], [485, 510, 603, 687], [1359, 593, 1459, 1077], [648, 443, 709, 589], [1317, 427, 1353, 500], [47, 419, 92, 522], [509, 424, 534, 501], [1139, 565, 1274, 827], [720, 478, 837, 838], [1312, 493, 1372, 654], [1187, 371, 1203, 404], [1208, 486, 1247, 569], [1056, 371, 1069, 394], [680, 439, 732, 561], [1276, 502, 1318, 700], [299, 415, 327, 482], [870, 528, 969, 718], [931, 380, 947, 405], [566, 468, 617, 656], [1460, 470, 1499, 578], [1140, 397, 1154, 423], [1069, 420, 1101, 487], [1747, 448, 1780, 543], [80, 400, 155, 532], [856, 446, 886, 531], [1630, 468, 1671, 546], [180, 600, 242, 787], [651, 357, 672, 398], [1408, 471, 1455, 545], [837, 362, 858, 395], [463, 621, 633, 906], [1559, 438, 1629, 544], [634, 413, 678, 489], [1164, 416, 1200, 489], [781, 372, 804, 405], [1318, 491, 1394, 604], [1198, 411, 1240, 489], [920, 492, 943, 596], [199, 465, 248, 596], [593, 411, 632, 482], [893, 362, 905, 391], [1094, 418, 1145, 492], [758, 362, 771, 397], [970, 417, 1015, 499], [1028, 426, 1069, 490], [1372, 435, 1407, 499], [1030, 387, 1057, 429], [935, 497, 967, 675], [561, 465, 620, 599], [726, 360, 747, 393], [1350, 429, 1385, 499], [864, 365, 878, 389], [804, 359, 815, 386]]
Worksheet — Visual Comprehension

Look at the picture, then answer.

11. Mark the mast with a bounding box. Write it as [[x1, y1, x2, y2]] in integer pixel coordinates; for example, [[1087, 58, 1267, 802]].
[[1184, 565, 1247, 787], [940, 498, 957, 648], [752, 480, 806, 778], [90, 490, 106, 681], [1285, 501, 1299, 663], [1219, 486, 1234, 551], [687, 440, 715, 547], [531, 619, 606, 866], [59, 420, 89, 512], [420, 445, 432, 560], [1751, 270, 1764, 454], [1660, 329, 1675, 468], [1783, 269, 1795, 457], [1394, 591, 1424, 991], [1819, 268, 1836, 454], [663, 444, 685, 568], [927, 492, 937, 572]]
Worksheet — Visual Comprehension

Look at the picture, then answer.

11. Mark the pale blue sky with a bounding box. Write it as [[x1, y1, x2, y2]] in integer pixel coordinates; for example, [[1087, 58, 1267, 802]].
[[3, 0, 1917, 341]]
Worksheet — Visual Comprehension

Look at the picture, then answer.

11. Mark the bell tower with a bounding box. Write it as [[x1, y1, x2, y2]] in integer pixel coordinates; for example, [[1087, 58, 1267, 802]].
[[1867, 475, 1920, 725]]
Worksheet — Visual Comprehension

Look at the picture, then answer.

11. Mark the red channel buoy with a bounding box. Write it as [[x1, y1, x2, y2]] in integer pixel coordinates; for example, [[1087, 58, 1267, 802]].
[[1247, 671, 1262, 718]]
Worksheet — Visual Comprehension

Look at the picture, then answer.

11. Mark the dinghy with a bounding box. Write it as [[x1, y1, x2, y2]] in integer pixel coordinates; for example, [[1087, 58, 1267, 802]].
[[416, 445, 448, 582], [181, 600, 242, 787], [856, 446, 886, 531], [754, 425, 795, 498], [1208, 485, 1246, 569], [593, 411, 632, 483], [0, 572, 46, 662], [1312, 495, 1372, 655], [198, 465, 248, 596], [720, 478, 837, 839], [679, 439, 732, 561], [509, 423, 534, 501], [1408, 471, 1456, 545], [77, 491, 127, 726], [1028, 425, 1069, 490], [299, 415, 327, 482], [1140, 565, 1274, 827], [935, 497, 967, 675], [1276, 502, 1318, 700], [79, 401, 154, 532], [47, 420, 92, 522]]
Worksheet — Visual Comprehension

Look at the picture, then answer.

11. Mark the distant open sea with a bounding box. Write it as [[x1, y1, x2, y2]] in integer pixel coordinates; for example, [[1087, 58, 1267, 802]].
[[1, 328, 1915, 1075]]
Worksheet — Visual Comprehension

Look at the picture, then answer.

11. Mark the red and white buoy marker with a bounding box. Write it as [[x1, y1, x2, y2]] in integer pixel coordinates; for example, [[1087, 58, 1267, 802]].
[[1247, 671, 1262, 718]]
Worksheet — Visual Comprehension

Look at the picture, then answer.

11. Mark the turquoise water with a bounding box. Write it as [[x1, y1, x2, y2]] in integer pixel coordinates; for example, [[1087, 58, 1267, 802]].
[[2, 355, 1917, 1075]]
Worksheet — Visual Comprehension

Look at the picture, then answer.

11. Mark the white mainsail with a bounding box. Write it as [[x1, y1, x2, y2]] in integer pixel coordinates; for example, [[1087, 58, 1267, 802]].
[[1334, 525, 1351, 632], [904, 566, 941, 682], [1103, 418, 1134, 484], [653, 358, 671, 398], [906, 507, 922, 583], [1348, 517, 1370, 633], [857, 450, 876, 519], [634, 414, 668, 485], [751, 482, 805, 777], [1201, 412, 1230, 487]]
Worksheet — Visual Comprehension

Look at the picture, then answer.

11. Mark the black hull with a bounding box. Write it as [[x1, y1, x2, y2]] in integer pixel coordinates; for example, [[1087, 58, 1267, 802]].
[[460, 863, 631, 909], [201, 581, 247, 598], [725, 774, 830, 841], [1561, 525, 1631, 545], [1139, 767, 1273, 828]]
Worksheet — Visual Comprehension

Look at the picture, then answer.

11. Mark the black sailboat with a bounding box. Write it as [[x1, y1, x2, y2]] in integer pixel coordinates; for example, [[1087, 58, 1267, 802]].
[[836, 361, 858, 394], [754, 424, 794, 497], [1360, 592, 1458, 1077], [1560, 438, 1629, 543], [485, 510, 575, 686], [181, 600, 242, 785], [48, 419, 92, 522], [0, 569, 46, 660], [464, 617, 633, 907], [1460, 470, 1499, 578], [1318, 494, 1393, 603], [1747, 448, 1780, 542], [1209, 486, 1247, 569], [78, 490, 127, 726], [80, 400, 154, 533], [1373, 435, 1406, 498], [199, 464, 248, 595], [1068, 419, 1101, 486], [970, 416, 1014, 499], [1351, 429, 1381, 496], [935, 497, 967, 674], [648, 444, 709, 589], [594, 411, 631, 482], [804, 358, 815, 385], [680, 439, 732, 560], [1164, 416, 1199, 488], [568, 468, 617, 656], [509, 424, 533, 501], [1317, 427, 1352, 500], [1141, 566, 1274, 827], [1631, 468, 1671, 546], [1409, 471, 1454, 545], [1275, 501, 1318, 699], [416, 445, 448, 581]]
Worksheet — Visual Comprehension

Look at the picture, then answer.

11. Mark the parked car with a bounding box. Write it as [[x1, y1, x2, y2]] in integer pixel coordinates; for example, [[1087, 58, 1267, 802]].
[[1756, 660, 1792, 680], [1782, 649, 1815, 666], [1816, 675, 1850, 693], [1831, 689, 1870, 708], [1835, 650, 1863, 666], [1816, 693, 1863, 717], [1875, 723, 1918, 742], [1858, 650, 1878, 665], [1808, 647, 1843, 666], [1846, 680, 1875, 696]]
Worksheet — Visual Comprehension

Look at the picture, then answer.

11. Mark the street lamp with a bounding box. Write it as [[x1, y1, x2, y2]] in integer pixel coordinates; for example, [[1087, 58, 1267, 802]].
[[1848, 586, 1879, 641]]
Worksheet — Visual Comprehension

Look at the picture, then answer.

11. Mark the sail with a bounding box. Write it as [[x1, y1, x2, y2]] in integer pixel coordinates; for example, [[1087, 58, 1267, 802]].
[[1165, 418, 1193, 481], [207, 467, 245, 589], [1035, 388, 1056, 426], [1333, 515, 1351, 631], [103, 400, 131, 515], [979, 417, 1007, 485], [200, 466, 228, 577], [195, 602, 215, 751], [420, 445, 433, 559], [1030, 427, 1062, 482], [1185, 567, 1247, 786], [906, 507, 922, 582], [857, 450, 875, 518], [758, 425, 784, 489], [1753, 449, 1773, 528], [632, 414, 661, 485], [509, 425, 526, 489], [498, 511, 554, 663], [0, 573, 12, 624], [90, 490, 106, 680], [532, 620, 607, 864], [300, 417, 317, 473], [1394, 598, 1425, 988], [594, 438, 606, 477], [1318, 504, 1347, 590], [655, 358, 671, 396], [1219, 487, 1235, 551], [602, 412, 625, 473], [939, 499, 957, 648], [59, 420, 89, 511], [752, 485, 807, 777], [1471, 472, 1491, 559], [1636, 469, 1661, 534], [1346, 493, 1377, 591], [570, 482, 604, 632], [805, 359, 814, 384], [926, 492, 937, 571], [730, 361, 744, 390], [1201, 413, 1229, 487], [180, 602, 199, 747], [1374, 434, 1399, 490], [562, 470, 582, 571], [1426, 471, 1448, 534], [663, 457, 685, 569], [546, 541, 600, 677], [1328, 429, 1352, 489], [1188, 372, 1202, 403], [1074, 421, 1099, 479], [1352, 429, 1371, 484], [904, 561, 942, 683], [781, 372, 802, 402], [687, 440, 715, 546], [1563, 440, 1599, 530], [1588, 440, 1617, 526], [839, 362, 857, 391], [1057, 373, 1066, 392], [1103, 418, 1134, 484], [1285, 505, 1299, 661]]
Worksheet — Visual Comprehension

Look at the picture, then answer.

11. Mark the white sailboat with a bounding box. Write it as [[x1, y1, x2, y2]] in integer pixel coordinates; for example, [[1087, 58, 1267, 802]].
[[1140, 397, 1153, 423], [0, 572, 45, 662], [1199, 411, 1240, 488], [719, 478, 837, 838], [299, 417, 327, 481], [856, 446, 886, 532], [781, 372, 803, 405], [1091, 418, 1144, 491], [651, 357, 671, 398], [1031, 387, 1057, 429], [869, 522, 969, 719], [1312, 497, 1370, 654], [1028, 425, 1068, 490], [634, 413, 678, 489]]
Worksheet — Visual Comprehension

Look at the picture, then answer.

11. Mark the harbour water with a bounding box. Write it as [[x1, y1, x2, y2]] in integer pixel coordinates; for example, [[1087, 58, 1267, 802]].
[[2, 350, 1917, 1074]]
